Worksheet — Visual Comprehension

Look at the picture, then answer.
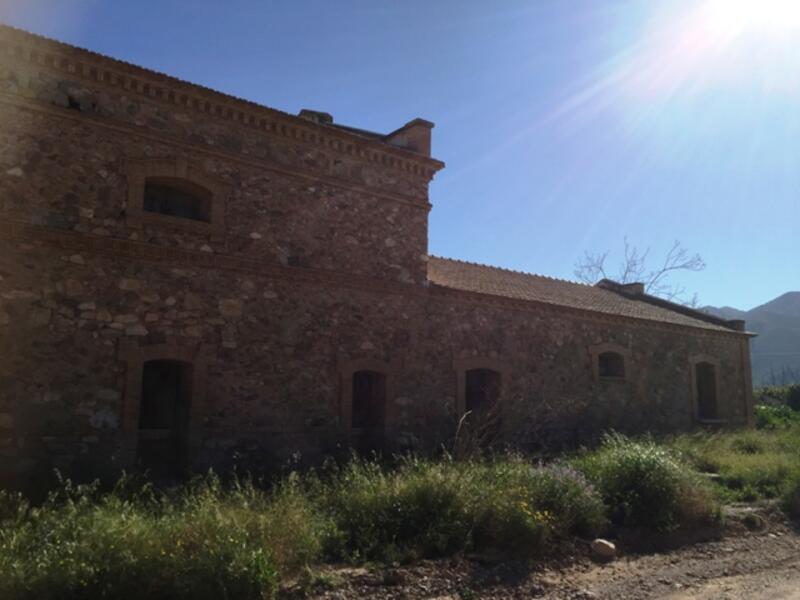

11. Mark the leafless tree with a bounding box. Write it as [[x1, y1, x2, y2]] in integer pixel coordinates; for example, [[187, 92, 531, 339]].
[[574, 238, 705, 306]]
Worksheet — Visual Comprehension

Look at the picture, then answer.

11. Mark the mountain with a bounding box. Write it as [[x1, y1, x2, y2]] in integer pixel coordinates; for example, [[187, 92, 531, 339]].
[[704, 292, 800, 386]]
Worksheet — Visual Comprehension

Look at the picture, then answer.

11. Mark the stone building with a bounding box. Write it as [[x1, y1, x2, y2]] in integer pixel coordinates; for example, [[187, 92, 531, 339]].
[[0, 26, 754, 487]]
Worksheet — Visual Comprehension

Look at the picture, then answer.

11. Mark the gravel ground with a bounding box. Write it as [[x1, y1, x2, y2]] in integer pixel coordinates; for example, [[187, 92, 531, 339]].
[[282, 505, 800, 599]]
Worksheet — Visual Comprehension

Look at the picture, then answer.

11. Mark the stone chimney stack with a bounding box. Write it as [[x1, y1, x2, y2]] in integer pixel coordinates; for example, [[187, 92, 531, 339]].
[[298, 109, 334, 125], [385, 118, 434, 156]]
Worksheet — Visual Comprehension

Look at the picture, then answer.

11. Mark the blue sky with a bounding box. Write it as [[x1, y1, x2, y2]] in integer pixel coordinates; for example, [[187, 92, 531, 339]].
[[2, 0, 798, 310]]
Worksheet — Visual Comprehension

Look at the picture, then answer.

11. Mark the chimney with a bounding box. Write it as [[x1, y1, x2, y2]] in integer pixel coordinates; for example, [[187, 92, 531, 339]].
[[620, 282, 645, 296], [298, 109, 334, 125], [385, 118, 434, 156], [595, 279, 645, 296]]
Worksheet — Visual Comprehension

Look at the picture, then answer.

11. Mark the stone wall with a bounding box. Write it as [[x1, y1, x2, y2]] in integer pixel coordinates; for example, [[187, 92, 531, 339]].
[[0, 221, 752, 486], [0, 27, 754, 489], [0, 30, 439, 285]]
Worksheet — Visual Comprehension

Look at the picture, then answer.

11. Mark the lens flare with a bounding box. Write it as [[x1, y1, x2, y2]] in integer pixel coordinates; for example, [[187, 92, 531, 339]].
[[703, 0, 800, 38]]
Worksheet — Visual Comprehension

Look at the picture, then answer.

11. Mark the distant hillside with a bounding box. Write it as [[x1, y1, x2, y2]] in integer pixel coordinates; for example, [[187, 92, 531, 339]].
[[704, 292, 800, 386]]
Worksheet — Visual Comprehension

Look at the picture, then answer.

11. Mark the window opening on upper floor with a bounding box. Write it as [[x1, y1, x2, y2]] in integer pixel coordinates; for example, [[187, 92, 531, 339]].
[[143, 177, 212, 223]]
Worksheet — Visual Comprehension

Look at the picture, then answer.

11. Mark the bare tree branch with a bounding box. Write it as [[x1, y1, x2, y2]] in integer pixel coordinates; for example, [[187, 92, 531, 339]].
[[574, 238, 705, 306]]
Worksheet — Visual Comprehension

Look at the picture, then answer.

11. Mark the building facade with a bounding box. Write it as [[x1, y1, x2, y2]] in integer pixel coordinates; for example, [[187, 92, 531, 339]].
[[0, 26, 754, 487]]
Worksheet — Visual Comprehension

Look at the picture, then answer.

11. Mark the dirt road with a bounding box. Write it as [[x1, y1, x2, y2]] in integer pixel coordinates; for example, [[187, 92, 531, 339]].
[[293, 508, 800, 599]]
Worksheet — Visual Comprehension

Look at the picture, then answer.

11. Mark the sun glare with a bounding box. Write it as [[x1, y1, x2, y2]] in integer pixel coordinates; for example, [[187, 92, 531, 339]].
[[703, 0, 800, 37]]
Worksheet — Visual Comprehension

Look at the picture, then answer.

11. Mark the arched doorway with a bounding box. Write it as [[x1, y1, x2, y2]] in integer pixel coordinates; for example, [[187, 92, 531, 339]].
[[695, 361, 718, 421], [137, 359, 193, 477], [351, 370, 387, 453]]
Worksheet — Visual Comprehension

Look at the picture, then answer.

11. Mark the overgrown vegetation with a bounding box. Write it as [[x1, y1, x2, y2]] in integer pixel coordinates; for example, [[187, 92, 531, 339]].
[[5, 391, 800, 598], [670, 385, 800, 503], [575, 433, 718, 530]]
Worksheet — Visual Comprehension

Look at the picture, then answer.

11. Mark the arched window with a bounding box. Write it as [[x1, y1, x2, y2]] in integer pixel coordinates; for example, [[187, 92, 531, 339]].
[[598, 352, 626, 379], [465, 368, 501, 414], [143, 177, 211, 223], [126, 158, 228, 239], [695, 361, 718, 420]]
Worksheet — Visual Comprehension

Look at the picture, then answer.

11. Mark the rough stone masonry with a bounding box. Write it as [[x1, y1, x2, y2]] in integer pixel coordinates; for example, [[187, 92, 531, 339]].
[[0, 25, 754, 488]]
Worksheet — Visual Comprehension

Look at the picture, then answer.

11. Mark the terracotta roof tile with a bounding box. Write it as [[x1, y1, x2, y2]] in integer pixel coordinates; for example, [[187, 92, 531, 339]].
[[428, 257, 738, 333]]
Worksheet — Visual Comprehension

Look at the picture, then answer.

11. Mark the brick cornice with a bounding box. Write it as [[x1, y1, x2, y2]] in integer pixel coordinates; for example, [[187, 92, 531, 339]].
[[0, 24, 444, 179], [0, 218, 748, 341], [0, 95, 432, 211]]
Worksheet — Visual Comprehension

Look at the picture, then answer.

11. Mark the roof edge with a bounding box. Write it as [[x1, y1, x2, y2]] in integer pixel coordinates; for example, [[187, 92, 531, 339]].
[[0, 23, 445, 172], [596, 279, 755, 335]]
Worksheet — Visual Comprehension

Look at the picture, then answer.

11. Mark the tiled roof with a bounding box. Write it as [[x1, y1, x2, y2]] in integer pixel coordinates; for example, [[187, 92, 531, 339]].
[[427, 257, 740, 333]]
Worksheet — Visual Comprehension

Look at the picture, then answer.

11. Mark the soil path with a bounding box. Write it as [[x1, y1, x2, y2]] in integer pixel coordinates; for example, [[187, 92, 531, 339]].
[[292, 510, 800, 599]]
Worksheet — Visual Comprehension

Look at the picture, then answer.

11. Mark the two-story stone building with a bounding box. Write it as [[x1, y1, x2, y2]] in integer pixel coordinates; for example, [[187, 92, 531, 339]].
[[0, 26, 754, 487]]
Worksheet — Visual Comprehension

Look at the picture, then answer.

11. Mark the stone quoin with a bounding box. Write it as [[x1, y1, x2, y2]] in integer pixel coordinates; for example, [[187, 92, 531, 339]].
[[0, 25, 754, 487]]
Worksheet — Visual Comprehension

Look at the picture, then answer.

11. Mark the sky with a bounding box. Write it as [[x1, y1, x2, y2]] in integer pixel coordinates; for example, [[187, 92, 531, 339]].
[[1, 0, 798, 310]]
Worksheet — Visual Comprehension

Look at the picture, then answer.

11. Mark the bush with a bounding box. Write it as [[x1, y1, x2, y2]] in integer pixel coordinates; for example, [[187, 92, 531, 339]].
[[575, 433, 718, 531], [466, 460, 606, 557], [317, 459, 473, 562], [755, 385, 800, 411], [755, 404, 800, 429], [314, 457, 606, 562]]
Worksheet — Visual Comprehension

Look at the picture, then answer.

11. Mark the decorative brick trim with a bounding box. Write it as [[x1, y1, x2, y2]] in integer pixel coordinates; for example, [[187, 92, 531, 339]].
[[0, 96, 432, 211], [688, 354, 724, 423], [126, 157, 229, 241], [589, 342, 632, 383], [452, 356, 511, 416], [337, 357, 401, 437], [117, 340, 213, 467], [0, 25, 444, 180]]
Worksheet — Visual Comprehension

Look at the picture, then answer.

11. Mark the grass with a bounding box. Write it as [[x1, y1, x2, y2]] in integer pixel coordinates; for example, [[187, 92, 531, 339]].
[[4, 395, 800, 598], [670, 417, 800, 502]]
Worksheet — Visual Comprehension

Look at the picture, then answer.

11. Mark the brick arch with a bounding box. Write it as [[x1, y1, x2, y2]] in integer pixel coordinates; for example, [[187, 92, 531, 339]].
[[453, 356, 510, 416], [589, 342, 633, 382], [118, 340, 213, 466], [126, 157, 229, 240], [337, 357, 400, 436]]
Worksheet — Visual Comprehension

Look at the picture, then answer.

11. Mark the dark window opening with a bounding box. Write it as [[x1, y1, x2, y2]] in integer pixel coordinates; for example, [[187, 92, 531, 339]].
[[143, 177, 211, 223], [696, 362, 718, 420], [138, 360, 193, 477], [599, 352, 626, 379], [351, 370, 387, 453], [465, 368, 501, 414]]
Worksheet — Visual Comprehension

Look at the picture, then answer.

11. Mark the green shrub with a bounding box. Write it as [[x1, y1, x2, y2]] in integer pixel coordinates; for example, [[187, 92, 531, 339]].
[[575, 433, 717, 531], [755, 385, 800, 411], [314, 457, 606, 562], [317, 458, 473, 562], [468, 462, 606, 556], [755, 404, 800, 429]]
